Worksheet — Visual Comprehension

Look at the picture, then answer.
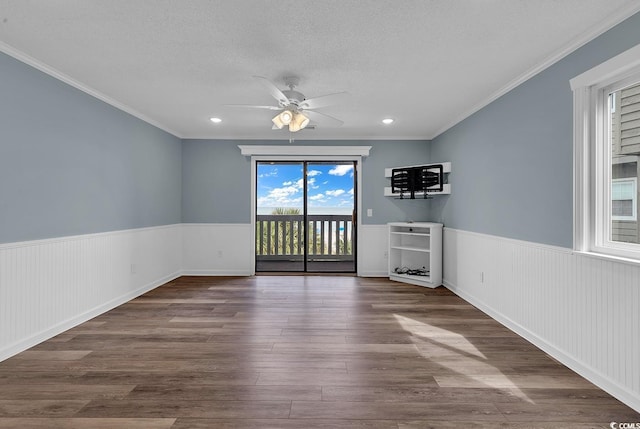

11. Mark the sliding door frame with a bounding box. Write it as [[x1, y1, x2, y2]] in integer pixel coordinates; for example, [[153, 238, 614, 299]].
[[246, 147, 367, 276]]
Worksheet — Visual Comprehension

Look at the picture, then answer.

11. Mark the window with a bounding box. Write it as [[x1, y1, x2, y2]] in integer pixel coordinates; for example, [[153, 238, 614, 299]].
[[571, 43, 640, 260], [612, 178, 637, 221]]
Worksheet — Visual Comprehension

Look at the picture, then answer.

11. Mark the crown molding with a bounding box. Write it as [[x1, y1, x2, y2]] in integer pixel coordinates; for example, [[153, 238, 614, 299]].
[[430, 2, 640, 140], [0, 41, 182, 138]]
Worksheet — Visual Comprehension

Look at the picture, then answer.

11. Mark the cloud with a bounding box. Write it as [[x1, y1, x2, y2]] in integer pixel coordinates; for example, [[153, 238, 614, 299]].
[[256, 195, 301, 206], [325, 189, 346, 197], [258, 168, 278, 178], [258, 167, 356, 209], [328, 165, 353, 176], [268, 185, 300, 199], [257, 180, 304, 206], [307, 177, 320, 189]]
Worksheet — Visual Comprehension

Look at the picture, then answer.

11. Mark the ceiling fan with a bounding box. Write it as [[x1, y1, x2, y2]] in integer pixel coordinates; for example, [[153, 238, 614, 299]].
[[227, 76, 347, 132]]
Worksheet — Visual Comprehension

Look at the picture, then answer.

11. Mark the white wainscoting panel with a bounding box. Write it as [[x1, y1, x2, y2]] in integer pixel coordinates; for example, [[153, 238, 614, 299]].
[[442, 227, 640, 412], [359, 225, 389, 277], [182, 223, 253, 276], [0, 224, 182, 362]]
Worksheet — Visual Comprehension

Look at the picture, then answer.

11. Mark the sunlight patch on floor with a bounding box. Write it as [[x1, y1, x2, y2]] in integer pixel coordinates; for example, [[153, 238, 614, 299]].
[[393, 314, 534, 403]]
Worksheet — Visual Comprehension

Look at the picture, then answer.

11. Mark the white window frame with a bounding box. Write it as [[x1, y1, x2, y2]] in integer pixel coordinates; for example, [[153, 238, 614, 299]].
[[571, 42, 640, 261], [612, 177, 637, 221]]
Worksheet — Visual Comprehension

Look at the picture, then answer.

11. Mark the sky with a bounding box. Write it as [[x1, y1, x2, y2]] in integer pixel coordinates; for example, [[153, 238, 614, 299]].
[[257, 162, 354, 214]]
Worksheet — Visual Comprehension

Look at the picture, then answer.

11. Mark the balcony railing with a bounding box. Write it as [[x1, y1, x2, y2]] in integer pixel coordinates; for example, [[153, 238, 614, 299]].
[[256, 214, 354, 261]]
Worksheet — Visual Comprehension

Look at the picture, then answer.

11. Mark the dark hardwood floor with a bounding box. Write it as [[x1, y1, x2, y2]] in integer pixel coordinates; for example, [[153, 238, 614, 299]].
[[0, 276, 638, 428]]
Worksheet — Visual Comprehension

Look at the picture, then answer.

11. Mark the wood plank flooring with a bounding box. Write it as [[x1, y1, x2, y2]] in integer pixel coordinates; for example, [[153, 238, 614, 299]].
[[0, 275, 638, 428]]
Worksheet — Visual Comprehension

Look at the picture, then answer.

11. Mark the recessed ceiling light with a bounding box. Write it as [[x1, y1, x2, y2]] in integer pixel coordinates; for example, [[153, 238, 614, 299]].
[[210, 117, 222, 123], [382, 118, 394, 125]]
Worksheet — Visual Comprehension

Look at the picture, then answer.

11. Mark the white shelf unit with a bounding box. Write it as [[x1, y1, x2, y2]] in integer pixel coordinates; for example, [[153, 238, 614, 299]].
[[384, 162, 451, 197], [388, 222, 442, 288]]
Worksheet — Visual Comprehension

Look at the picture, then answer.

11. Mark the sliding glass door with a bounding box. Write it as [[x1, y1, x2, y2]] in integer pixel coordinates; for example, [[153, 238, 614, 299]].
[[304, 162, 356, 272], [256, 162, 305, 272], [255, 161, 356, 273]]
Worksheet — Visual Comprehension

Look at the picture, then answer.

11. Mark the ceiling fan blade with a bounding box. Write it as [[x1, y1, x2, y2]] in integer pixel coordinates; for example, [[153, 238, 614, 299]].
[[224, 104, 282, 110], [253, 76, 290, 106], [299, 92, 348, 110], [304, 110, 344, 127]]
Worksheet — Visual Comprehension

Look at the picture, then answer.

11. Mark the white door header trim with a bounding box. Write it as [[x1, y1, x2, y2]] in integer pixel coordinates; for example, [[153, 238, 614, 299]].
[[238, 145, 371, 157]]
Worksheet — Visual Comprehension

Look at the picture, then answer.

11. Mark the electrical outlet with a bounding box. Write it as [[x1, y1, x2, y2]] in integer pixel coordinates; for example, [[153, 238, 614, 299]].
[[383, 250, 388, 258], [217, 250, 223, 258]]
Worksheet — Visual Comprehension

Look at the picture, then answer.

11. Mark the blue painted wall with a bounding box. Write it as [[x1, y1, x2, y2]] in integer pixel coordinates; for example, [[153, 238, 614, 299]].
[[181, 139, 430, 225], [181, 139, 252, 224], [360, 140, 432, 224], [0, 52, 182, 244], [0, 47, 429, 244], [10, 8, 639, 247], [429, 12, 640, 248]]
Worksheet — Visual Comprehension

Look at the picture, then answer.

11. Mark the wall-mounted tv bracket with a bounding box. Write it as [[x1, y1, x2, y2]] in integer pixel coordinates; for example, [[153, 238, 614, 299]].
[[391, 164, 443, 199]]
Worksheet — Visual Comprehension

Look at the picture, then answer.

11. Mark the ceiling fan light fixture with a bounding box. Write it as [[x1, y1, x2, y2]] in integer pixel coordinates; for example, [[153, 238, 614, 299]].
[[289, 112, 310, 132], [245, 76, 345, 132], [272, 110, 294, 129], [271, 115, 284, 129], [281, 110, 293, 124]]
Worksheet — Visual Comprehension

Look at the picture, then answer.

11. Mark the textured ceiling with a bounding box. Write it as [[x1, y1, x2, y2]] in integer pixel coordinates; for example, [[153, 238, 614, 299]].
[[1, 1, 639, 140]]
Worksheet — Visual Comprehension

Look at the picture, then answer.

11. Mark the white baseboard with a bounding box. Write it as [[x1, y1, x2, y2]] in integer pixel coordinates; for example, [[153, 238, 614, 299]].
[[1, 222, 388, 363], [0, 272, 180, 362], [3, 222, 639, 413], [359, 270, 388, 277], [442, 227, 640, 413], [181, 269, 252, 276], [0, 225, 183, 362]]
